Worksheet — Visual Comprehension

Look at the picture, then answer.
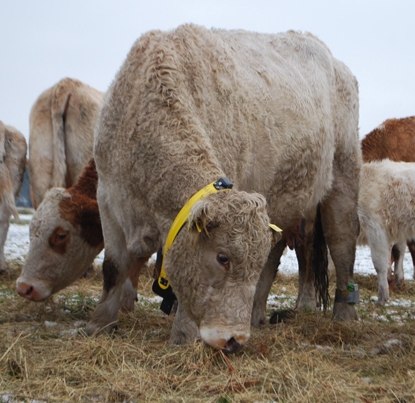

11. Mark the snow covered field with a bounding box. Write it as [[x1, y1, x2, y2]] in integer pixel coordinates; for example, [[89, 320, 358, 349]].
[[6, 218, 415, 280]]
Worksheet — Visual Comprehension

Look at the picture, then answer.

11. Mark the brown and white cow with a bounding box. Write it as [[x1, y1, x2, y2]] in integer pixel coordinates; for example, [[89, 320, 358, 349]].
[[16, 160, 104, 299], [29, 77, 105, 209], [358, 159, 415, 305], [0, 121, 27, 275], [16, 159, 147, 310], [89, 25, 361, 352]]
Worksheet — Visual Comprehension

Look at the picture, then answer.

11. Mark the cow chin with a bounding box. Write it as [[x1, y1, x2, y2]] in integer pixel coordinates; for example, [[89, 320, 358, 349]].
[[16, 278, 53, 302], [199, 323, 250, 353]]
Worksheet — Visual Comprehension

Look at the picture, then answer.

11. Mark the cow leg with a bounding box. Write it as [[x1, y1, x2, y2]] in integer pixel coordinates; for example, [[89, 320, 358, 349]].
[[407, 240, 415, 280], [251, 239, 287, 326], [120, 257, 149, 312], [169, 303, 200, 344], [0, 205, 11, 275], [294, 236, 317, 311], [320, 160, 360, 321], [368, 241, 391, 306], [393, 241, 406, 290], [86, 203, 131, 335]]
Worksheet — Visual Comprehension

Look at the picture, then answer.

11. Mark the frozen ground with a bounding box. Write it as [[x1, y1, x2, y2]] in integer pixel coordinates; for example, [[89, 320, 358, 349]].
[[6, 219, 415, 280]]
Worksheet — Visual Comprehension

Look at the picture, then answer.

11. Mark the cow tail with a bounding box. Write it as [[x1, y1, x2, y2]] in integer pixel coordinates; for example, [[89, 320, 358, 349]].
[[0, 127, 19, 220], [51, 84, 71, 188], [312, 204, 330, 310]]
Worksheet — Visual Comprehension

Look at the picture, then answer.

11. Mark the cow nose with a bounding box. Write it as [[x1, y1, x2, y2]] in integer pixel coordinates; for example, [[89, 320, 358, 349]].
[[16, 282, 35, 299], [222, 337, 242, 354]]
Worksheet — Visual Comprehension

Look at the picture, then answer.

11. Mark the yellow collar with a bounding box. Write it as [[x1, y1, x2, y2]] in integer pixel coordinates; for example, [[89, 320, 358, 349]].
[[158, 178, 233, 290]]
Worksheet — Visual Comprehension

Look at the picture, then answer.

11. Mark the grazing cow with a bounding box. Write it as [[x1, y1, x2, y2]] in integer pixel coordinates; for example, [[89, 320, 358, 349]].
[[16, 159, 147, 309], [361, 116, 415, 282], [89, 25, 361, 352], [29, 77, 105, 209], [357, 159, 415, 305], [0, 121, 27, 275]]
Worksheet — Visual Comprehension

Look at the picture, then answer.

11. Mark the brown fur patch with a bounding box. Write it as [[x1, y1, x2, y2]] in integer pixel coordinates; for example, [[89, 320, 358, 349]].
[[361, 116, 415, 162], [48, 226, 70, 255], [59, 159, 103, 248]]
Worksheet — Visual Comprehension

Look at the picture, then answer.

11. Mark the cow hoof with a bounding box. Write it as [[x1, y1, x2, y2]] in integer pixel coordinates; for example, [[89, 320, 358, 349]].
[[269, 309, 296, 324], [85, 321, 117, 336], [251, 313, 266, 327], [332, 302, 358, 321]]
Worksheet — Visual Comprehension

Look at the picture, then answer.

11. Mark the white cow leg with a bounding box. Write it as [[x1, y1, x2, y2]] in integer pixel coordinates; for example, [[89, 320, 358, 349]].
[[86, 201, 131, 335], [169, 303, 200, 345], [0, 207, 11, 274], [251, 239, 286, 326], [369, 242, 390, 306], [320, 158, 360, 321], [393, 241, 406, 290]]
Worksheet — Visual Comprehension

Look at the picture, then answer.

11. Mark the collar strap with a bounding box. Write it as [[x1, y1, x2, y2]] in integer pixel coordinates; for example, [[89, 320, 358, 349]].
[[158, 178, 233, 290]]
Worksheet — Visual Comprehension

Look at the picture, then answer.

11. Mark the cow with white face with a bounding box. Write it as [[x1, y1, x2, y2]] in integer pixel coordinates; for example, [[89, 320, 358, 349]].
[[16, 160, 104, 300], [16, 159, 147, 309], [88, 25, 361, 352]]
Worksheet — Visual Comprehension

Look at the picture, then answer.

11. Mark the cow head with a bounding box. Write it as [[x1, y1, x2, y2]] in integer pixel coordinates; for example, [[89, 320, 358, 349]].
[[165, 190, 279, 352], [16, 187, 104, 301]]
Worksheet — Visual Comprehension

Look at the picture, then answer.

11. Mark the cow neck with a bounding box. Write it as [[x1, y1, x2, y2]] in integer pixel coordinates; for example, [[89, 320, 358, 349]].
[[158, 178, 234, 291]]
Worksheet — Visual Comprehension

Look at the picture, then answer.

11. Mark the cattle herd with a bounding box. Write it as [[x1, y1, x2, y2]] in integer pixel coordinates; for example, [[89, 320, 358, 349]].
[[1, 24, 415, 354]]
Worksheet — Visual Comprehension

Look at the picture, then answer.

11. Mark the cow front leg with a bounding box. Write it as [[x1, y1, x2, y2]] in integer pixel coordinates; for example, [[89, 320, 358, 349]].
[[120, 256, 150, 312], [169, 303, 200, 344], [251, 239, 286, 326], [294, 238, 317, 311], [86, 252, 130, 335]]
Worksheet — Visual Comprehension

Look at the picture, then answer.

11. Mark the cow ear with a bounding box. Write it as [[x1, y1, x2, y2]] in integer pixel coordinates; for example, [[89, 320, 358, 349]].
[[269, 223, 283, 245], [188, 200, 211, 237]]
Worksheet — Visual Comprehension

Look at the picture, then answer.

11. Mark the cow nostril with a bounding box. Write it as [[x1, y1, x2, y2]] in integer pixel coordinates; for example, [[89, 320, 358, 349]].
[[25, 286, 33, 296], [222, 337, 241, 354]]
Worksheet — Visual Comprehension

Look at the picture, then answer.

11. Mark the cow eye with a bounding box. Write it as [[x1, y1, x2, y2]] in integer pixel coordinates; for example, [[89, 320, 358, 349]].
[[57, 233, 67, 240], [217, 253, 230, 270]]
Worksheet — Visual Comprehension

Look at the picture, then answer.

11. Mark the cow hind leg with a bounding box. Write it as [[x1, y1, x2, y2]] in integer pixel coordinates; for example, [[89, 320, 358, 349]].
[[0, 205, 11, 275], [407, 240, 415, 280], [368, 242, 391, 306], [320, 169, 360, 321], [393, 241, 406, 290]]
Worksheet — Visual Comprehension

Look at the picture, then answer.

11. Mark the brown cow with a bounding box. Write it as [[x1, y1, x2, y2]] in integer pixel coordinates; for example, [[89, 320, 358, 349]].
[[88, 25, 361, 352], [0, 121, 27, 275], [29, 78, 105, 209]]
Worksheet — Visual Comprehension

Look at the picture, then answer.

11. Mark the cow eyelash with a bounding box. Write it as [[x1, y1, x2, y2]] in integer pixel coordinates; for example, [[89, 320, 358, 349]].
[[217, 253, 230, 270]]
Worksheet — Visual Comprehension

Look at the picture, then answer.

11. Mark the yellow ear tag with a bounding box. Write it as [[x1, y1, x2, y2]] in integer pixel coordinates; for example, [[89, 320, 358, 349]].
[[269, 223, 283, 232]]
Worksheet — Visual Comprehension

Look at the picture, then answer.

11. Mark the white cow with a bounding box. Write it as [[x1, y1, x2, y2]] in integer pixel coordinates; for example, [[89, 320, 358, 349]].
[[89, 24, 361, 352], [0, 121, 27, 274], [358, 159, 415, 305], [29, 78, 105, 209]]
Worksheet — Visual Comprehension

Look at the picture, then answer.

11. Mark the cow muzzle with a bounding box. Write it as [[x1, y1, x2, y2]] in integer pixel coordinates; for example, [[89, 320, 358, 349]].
[[16, 278, 51, 301], [199, 324, 249, 354]]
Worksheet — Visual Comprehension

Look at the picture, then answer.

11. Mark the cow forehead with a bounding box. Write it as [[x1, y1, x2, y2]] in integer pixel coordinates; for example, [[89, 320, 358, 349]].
[[30, 189, 72, 237]]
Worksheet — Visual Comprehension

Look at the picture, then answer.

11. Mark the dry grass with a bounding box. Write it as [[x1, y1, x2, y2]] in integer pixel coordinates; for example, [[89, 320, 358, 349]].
[[2, 261, 415, 402]]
